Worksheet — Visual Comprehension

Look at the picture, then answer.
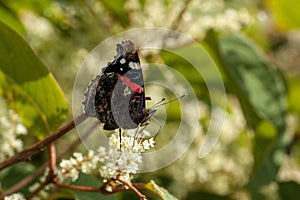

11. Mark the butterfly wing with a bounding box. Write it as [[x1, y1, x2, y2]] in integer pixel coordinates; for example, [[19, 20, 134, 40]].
[[83, 40, 151, 130]]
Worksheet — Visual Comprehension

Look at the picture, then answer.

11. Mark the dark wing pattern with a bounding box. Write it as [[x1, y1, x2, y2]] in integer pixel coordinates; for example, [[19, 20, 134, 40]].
[[83, 40, 155, 130]]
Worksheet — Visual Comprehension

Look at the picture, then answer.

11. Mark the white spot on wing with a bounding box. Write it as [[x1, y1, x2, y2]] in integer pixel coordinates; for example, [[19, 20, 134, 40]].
[[129, 62, 140, 69], [123, 86, 131, 96], [120, 58, 126, 64]]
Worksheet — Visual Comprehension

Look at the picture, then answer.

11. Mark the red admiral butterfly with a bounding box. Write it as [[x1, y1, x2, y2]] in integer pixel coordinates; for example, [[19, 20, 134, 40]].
[[83, 40, 155, 130]]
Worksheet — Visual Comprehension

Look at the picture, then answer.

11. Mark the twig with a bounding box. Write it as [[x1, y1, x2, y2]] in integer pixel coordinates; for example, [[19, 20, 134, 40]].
[[26, 176, 52, 200], [0, 114, 86, 171], [0, 119, 97, 198], [53, 180, 147, 196], [0, 163, 45, 199], [53, 180, 101, 192], [171, 0, 192, 31], [115, 177, 147, 200], [48, 143, 56, 175]]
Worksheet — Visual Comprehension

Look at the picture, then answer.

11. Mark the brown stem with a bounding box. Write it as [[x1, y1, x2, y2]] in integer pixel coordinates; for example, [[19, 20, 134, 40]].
[[54, 180, 147, 196], [48, 143, 56, 175], [0, 114, 87, 171], [53, 180, 101, 192], [0, 163, 45, 199], [0, 118, 96, 199], [171, 0, 192, 31], [26, 177, 52, 200], [115, 177, 147, 200]]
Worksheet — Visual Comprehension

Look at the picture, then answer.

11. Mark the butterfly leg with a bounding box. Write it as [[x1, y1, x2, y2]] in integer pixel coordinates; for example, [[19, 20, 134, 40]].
[[152, 117, 163, 140], [119, 128, 122, 151], [132, 125, 140, 147], [132, 124, 149, 147]]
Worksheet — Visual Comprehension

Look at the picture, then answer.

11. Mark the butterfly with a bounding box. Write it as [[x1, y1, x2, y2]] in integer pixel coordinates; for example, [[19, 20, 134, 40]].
[[83, 40, 155, 130]]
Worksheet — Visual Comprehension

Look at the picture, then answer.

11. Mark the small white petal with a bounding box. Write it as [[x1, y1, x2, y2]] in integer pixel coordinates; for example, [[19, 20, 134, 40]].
[[16, 124, 27, 135], [88, 150, 95, 157]]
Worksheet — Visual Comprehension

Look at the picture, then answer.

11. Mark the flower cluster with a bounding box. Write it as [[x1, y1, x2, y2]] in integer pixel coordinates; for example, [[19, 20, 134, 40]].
[[56, 129, 155, 185], [0, 98, 27, 161], [12, 129, 155, 199], [125, 0, 255, 39], [99, 130, 155, 185], [26, 168, 57, 200], [3, 193, 26, 200], [57, 149, 105, 182]]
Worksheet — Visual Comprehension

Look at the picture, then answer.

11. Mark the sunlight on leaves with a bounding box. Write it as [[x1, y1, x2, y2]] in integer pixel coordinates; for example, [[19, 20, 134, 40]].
[[145, 180, 178, 200], [0, 22, 68, 138]]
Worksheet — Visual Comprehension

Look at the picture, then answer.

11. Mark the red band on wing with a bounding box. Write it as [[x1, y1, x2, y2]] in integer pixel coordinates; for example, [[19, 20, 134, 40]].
[[117, 74, 143, 93]]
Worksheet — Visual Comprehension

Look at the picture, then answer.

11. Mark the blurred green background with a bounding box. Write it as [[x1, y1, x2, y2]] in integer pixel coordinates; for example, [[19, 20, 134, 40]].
[[0, 0, 300, 199]]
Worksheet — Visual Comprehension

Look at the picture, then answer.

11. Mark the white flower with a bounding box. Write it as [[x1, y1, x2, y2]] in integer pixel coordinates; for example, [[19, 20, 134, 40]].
[[104, 184, 113, 192], [56, 128, 155, 185], [73, 152, 84, 162], [28, 182, 40, 192], [123, 0, 255, 41], [57, 149, 106, 182], [16, 124, 27, 135], [0, 100, 28, 161], [88, 150, 95, 157], [69, 169, 79, 182], [28, 168, 54, 199], [99, 131, 156, 182], [142, 138, 155, 150], [4, 193, 25, 200]]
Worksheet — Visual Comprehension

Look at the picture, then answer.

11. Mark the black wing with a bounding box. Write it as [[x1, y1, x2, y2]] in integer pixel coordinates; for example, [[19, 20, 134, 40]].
[[83, 40, 151, 130]]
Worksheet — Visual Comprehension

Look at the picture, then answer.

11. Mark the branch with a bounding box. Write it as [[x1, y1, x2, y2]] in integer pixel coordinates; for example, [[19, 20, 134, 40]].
[[53, 181, 101, 192], [0, 163, 45, 199], [0, 120, 97, 198], [26, 175, 52, 200], [171, 0, 192, 31], [115, 177, 147, 200], [0, 114, 87, 171], [48, 143, 56, 176], [53, 180, 147, 196]]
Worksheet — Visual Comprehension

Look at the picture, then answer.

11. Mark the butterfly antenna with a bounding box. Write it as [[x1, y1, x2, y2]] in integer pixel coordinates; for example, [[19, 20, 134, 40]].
[[152, 116, 163, 140], [119, 128, 122, 151], [149, 97, 166, 109], [151, 94, 186, 109]]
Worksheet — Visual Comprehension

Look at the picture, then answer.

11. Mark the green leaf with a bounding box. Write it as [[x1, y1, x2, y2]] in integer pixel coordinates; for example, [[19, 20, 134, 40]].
[[0, 4, 25, 35], [71, 173, 117, 200], [219, 34, 287, 130], [266, 0, 300, 30], [100, 0, 129, 27], [204, 30, 287, 128], [145, 180, 178, 200], [203, 31, 287, 193], [218, 34, 287, 190], [0, 21, 68, 138], [287, 76, 300, 116], [0, 163, 36, 195], [186, 191, 230, 200], [278, 181, 300, 200], [203, 30, 262, 128]]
